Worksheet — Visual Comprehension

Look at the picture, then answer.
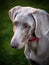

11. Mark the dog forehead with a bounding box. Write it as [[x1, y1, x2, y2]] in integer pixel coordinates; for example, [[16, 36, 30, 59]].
[[14, 11, 34, 26], [14, 11, 27, 22], [13, 7, 31, 23], [9, 6, 38, 25], [11, 7, 35, 26]]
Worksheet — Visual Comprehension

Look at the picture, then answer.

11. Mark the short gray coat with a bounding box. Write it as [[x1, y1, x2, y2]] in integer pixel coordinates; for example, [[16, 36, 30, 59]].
[[8, 6, 49, 65]]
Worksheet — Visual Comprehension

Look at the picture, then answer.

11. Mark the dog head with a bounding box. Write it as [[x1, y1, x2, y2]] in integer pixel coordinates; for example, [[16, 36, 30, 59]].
[[8, 6, 49, 49], [8, 6, 35, 49]]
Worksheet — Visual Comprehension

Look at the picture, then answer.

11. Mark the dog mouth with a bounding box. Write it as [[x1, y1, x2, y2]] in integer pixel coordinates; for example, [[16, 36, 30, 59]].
[[10, 28, 31, 49], [11, 41, 26, 49], [10, 35, 30, 49]]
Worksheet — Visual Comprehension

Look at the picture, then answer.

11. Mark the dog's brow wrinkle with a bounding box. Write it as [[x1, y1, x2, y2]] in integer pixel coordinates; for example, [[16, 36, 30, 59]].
[[14, 13, 18, 19], [14, 12, 19, 19], [14, 11, 22, 19]]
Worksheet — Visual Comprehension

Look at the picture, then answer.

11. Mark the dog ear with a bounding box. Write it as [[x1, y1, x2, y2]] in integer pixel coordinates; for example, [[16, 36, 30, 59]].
[[8, 6, 22, 22], [32, 10, 49, 38]]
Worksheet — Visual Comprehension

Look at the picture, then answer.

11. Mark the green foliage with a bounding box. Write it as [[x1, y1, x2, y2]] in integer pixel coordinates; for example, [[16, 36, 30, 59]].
[[0, 0, 49, 65]]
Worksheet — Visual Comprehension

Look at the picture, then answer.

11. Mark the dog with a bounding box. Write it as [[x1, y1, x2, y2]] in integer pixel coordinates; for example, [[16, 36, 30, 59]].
[[8, 6, 49, 65]]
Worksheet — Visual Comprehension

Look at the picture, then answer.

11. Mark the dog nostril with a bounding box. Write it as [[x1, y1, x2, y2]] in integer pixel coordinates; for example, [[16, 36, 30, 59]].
[[11, 45, 16, 48], [10, 42, 19, 48]]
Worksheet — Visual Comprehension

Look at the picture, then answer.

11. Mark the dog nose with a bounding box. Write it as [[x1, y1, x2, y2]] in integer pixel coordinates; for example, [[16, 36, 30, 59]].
[[11, 41, 19, 48]]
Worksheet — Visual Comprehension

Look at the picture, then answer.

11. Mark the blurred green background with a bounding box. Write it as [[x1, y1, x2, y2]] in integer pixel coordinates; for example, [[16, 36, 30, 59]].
[[0, 0, 49, 65]]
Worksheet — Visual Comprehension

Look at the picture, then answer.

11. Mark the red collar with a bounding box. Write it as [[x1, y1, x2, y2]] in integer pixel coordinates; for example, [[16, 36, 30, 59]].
[[28, 37, 39, 42]]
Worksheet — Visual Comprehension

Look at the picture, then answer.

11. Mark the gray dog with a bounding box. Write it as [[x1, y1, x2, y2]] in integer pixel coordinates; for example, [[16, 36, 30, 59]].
[[8, 6, 49, 65]]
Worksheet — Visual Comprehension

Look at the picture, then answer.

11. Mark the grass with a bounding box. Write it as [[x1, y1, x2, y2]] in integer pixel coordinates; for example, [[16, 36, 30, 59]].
[[0, 0, 49, 65]]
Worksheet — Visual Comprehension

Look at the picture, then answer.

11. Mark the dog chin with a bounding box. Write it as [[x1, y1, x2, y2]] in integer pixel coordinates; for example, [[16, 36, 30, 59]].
[[17, 42, 26, 49]]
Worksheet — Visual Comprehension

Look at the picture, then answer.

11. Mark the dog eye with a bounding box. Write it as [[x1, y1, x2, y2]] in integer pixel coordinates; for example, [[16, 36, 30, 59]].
[[14, 22, 18, 26], [23, 23, 30, 28]]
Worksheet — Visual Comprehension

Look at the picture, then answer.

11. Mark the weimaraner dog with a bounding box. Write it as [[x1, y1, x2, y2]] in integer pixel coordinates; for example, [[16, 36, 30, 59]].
[[8, 6, 49, 65]]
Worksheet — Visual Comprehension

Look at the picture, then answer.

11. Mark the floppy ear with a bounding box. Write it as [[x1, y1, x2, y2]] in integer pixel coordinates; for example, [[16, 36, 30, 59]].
[[8, 6, 22, 22], [32, 10, 49, 38]]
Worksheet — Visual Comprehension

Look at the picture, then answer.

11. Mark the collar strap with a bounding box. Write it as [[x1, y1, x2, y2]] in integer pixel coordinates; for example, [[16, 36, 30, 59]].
[[28, 37, 39, 42]]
